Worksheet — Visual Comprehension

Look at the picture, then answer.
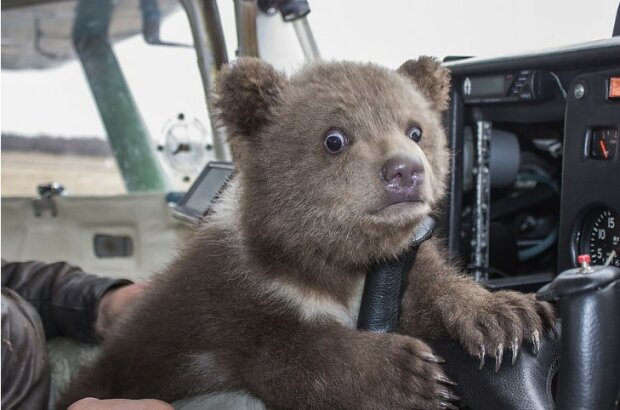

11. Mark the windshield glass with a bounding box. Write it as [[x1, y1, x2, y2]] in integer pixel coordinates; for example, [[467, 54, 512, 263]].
[[1, 0, 213, 196], [311, 0, 619, 67], [3, 0, 617, 197], [215, 0, 619, 70]]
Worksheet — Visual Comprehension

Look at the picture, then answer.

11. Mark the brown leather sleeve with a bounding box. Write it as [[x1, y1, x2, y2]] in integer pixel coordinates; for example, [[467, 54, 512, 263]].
[[1, 260, 131, 343]]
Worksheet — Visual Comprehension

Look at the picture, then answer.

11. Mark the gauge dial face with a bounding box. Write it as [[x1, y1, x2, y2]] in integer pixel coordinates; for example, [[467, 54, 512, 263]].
[[590, 128, 618, 160], [158, 115, 211, 178], [578, 207, 620, 267]]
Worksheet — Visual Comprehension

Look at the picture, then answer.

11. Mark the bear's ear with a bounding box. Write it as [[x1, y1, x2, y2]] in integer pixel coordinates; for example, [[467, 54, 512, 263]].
[[214, 57, 287, 140], [397, 56, 451, 112]]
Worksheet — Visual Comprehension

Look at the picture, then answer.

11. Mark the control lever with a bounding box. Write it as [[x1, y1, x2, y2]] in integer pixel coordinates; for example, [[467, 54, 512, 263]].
[[357, 216, 434, 333], [537, 254, 620, 410]]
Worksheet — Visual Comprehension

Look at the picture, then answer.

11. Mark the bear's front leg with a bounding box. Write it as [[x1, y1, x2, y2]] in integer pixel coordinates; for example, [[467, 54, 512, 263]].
[[399, 238, 555, 370], [241, 320, 459, 410]]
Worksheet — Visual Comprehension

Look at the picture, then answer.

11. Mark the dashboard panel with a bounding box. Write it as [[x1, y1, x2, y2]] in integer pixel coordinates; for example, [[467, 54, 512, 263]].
[[559, 68, 620, 272], [441, 38, 620, 289]]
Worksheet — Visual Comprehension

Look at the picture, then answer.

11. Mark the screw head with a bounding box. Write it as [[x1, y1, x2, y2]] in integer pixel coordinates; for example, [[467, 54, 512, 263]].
[[573, 83, 586, 99]]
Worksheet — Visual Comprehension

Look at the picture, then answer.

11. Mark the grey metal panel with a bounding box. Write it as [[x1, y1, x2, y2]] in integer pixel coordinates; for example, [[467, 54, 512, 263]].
[[446, 38, 620, 76]]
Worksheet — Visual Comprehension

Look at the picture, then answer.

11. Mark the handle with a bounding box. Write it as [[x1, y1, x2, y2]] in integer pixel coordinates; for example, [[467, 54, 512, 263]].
[[357, 216, 434, 333], [537, 264, 620, 410]]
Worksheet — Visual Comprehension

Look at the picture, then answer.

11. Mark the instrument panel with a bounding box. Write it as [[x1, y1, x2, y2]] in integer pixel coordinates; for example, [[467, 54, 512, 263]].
[[444, 41, 620, 283], [558, 68, 620, 271]]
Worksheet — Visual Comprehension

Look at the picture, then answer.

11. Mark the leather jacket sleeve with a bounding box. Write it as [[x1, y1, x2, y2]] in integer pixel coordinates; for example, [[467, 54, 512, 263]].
[[1, 260, 131, 343], [2, 288, 51, 410]]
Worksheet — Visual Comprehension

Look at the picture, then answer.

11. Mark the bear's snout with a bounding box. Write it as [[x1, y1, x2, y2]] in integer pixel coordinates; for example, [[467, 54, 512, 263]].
[[381, 154, 425, 203]]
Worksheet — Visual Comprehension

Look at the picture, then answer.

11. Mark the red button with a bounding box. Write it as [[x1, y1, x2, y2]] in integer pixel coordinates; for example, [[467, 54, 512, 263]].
[[577, 254, 591, 265]]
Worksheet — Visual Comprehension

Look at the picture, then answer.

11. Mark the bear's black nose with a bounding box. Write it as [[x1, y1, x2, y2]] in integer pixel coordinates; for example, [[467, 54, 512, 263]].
[[381, 155, 425, 193]]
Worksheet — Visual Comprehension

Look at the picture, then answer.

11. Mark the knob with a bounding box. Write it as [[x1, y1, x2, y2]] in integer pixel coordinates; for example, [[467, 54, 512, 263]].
[[577, 254, 591, 271]]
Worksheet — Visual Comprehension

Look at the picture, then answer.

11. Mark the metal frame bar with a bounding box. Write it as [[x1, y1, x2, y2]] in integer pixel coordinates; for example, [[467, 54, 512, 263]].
[[442, 87, 465, 261], [73, 0, 167, 192], [180, 0, 231, 161], [291, 17, 320, 61], [234, 0, 259, 57]]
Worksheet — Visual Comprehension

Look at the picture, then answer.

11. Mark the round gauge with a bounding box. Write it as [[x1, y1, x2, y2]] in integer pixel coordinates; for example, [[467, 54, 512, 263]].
[[157, 114, 212, 181], [577, 207, 620, 267]]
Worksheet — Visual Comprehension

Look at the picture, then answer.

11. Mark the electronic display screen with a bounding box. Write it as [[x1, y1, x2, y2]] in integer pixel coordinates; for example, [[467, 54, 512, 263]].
[[184, 167, 232, 213], [468, 75, 505, 96], [173, 162, 234, 223]]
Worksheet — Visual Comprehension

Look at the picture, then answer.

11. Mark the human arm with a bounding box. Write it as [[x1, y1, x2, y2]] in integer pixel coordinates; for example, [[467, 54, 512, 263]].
[[1, 259, 132, 343], [68, 397, 173, 410]]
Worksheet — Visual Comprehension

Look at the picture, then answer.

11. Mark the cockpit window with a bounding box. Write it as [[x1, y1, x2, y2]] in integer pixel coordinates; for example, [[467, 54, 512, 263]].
[[308, 0, 619, 66], [1, 0, 213, 196]]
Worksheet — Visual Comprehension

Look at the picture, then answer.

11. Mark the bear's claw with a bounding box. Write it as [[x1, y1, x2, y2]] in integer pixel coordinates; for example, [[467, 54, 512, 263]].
[[423, 353, 446, 363], [478, 345, 486, 370], [437, 375, 458, 386], [511, 338, 519, 365], [445, 290, 555, 373], [494, 344, 504, 372], [532, 330, 541, 355], [438, 401, 459, 409], [439, 388, 460, 402]]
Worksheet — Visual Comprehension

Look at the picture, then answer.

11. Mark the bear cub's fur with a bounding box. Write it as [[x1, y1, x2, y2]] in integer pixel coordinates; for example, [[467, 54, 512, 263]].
[[61, 57, 554, 409]]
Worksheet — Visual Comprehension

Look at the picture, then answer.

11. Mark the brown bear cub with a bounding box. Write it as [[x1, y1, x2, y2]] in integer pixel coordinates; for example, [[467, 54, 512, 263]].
[[61, 57, 554, 409]]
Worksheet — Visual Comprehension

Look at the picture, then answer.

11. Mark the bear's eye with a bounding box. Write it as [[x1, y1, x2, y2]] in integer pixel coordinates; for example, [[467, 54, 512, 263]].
[[324, 130, 348, 154], [406, 126, 423, 143]]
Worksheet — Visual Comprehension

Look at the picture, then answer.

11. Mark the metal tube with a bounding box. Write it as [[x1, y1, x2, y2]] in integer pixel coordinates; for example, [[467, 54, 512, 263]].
[[203, 0, 230, 66], [291, 17, 320, 61], [181, 0, 232, 161], [234, 0, 259, 57]]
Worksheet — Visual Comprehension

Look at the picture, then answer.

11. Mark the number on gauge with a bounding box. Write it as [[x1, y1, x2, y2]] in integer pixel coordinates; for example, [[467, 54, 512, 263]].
[[579, 207, 620, 267]]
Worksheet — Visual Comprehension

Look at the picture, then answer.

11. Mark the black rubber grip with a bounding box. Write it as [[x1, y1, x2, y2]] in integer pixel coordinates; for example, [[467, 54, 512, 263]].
[[357, 216, 434, 333]]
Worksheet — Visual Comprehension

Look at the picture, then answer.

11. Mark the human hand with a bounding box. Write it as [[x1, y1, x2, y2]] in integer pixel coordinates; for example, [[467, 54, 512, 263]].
[[68, 397, 173, 410], [95, 282, 147, 339]]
